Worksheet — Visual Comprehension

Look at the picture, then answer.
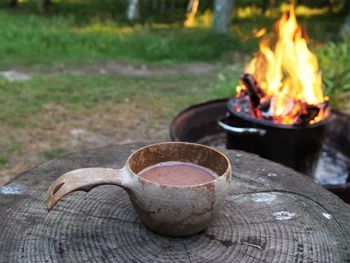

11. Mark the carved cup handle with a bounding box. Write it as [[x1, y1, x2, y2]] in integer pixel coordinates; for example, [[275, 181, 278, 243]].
[[47, 168, 124, 211]]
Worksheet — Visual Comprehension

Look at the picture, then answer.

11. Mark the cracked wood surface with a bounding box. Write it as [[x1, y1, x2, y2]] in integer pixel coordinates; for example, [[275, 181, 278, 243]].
[[0, 142, 349, 262]]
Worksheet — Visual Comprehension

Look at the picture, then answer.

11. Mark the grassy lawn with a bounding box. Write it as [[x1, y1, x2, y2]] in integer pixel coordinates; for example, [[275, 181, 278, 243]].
[[0, 8, 250, 67], [0, 63, 240, 183], [0, 0, 349, 184]]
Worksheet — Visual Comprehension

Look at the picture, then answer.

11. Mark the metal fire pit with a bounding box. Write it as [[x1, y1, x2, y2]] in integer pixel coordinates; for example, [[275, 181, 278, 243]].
[[218, 98, 329, 176], [170, 98, 350, 203]]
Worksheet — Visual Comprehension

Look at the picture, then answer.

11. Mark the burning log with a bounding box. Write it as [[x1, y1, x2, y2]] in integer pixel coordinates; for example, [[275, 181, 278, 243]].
[[238, 74, 275, 120], [294, 101, 329, 126], [234, 92, 328, 126], [240, 73, 265, 108], [258, 99, 273, 120], [235, 74, 329, 125], [233, 92, 256, 117], [295, 104, 320, 125]]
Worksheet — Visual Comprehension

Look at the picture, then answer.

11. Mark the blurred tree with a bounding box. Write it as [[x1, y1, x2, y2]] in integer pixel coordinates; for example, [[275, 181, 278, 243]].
[[150, 0, 183, 16], [8, 0, 17, 7], [212, 0, 235, 34], [297, 0, 340, 9], [342, 0, 350, 13], [38, 0, 52, 13], [341, 0, 350, 38], [341, 14, 350, 38], [127, 0, 140, 22], [262, 0, 275, 14], [9, 0, 51, 10]]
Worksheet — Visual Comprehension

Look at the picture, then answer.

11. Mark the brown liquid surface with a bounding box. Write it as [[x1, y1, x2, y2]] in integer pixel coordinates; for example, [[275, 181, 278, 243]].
[[138, 161, 218, 186]]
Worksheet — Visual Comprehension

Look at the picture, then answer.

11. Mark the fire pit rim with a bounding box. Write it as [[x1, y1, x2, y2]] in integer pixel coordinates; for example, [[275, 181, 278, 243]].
[[169, 98, 227, 141], [227, 98, 331, 130]]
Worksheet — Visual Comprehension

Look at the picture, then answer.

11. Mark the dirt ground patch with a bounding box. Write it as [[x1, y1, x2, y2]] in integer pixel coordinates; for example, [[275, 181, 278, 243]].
[[7, 61, 216, 78]]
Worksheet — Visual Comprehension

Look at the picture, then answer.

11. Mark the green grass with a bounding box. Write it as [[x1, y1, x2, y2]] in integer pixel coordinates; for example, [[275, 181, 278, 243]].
[[317, 41, 350, 108], [233, 12, 345, 42], [0, 66, 240, 126], [0, 10, 250, 67], [0, 156, 9, 168]]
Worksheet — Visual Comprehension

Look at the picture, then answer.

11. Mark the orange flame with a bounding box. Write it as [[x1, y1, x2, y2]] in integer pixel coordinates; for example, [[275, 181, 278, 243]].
[[237, 5, 328, 125], [253, 27, 267, 38]]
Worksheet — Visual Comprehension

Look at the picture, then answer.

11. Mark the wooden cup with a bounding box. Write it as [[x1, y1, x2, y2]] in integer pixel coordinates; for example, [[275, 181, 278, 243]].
[[47, 142, 231, 237]]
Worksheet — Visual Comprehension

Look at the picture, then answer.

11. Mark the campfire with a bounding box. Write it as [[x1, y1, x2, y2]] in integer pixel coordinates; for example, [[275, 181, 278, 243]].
[[234, 4, 330, 126], [170, 3, 350, 203]]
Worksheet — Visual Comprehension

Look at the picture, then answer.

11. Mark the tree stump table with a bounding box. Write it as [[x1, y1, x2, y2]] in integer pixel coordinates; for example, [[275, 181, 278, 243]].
[[1, 143, 349, 262]]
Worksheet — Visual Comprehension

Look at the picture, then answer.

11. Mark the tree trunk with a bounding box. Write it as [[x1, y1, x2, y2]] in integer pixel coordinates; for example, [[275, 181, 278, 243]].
[[126, 0, 140, 22], [160, 0, 166, 14], [8, 0, 17, 8], [340, 11, 350, 39], [327, 0, 336, 12], [262, 0, 269, 14], [212, 0, 235, 35], [170, 0, 176, 13], [342, 0, 350, 14], [151, 0, 158, 12], [37, 0, 52, 13]]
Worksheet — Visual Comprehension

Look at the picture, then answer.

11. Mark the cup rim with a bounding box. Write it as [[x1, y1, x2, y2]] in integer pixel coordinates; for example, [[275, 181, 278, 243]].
[[127, 141, 231, 188]]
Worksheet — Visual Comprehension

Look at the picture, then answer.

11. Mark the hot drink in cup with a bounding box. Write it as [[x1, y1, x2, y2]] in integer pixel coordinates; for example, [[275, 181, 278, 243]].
[[48, 142, 231, 237]]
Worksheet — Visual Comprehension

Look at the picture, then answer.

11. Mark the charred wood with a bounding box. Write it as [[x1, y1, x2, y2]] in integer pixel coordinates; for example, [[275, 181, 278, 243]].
[[240, 73, 265, 108]]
